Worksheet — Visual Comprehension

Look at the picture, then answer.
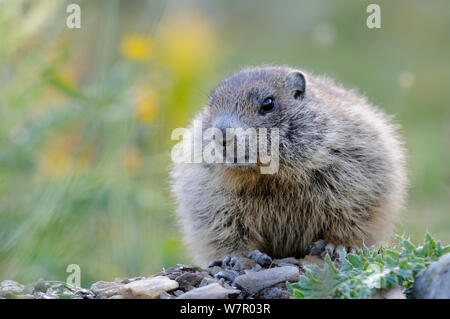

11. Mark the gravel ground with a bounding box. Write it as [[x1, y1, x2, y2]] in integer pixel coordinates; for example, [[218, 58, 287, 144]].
[[0, 250, 324, 299]]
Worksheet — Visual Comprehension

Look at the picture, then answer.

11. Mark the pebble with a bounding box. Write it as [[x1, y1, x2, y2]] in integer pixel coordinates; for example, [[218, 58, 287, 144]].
[[175, 272, 205, 290], [214, 270, 238, 283], [176, 283, 231, 299], [413, 253, 450, 299], [90, 281, 125, 298], [233, 266, 300, 296], [122, 276, 179, 299]]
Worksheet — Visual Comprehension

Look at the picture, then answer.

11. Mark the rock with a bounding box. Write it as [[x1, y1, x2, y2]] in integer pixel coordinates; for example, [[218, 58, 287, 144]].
[[251, 264, 262, 272], [207, 266, 222, 276], [159, 291, 173, 299], [248, 250, 272, 267], [413, 253, 450, 299], [199, 277, 216, 287], [273, 257, 302, 267], [90, 281, 125, 298], [256, 283, 291, 299], [35, 292, 56, 299], [227, 288, 242, 299], [33, 278, 49, 293], [208, 260, 223, 267], [177, 264, 202, 272], [120, 277, 144, 284], [175, 272, 205, 290], [230, 257, 257, 272], [371, 286, 405, 299], [176, 283, 230, 299], [173, 289, 185, 297], [167, 271, 183, 280], [73, 287, 94, 299], [214, 270, 238, 283], [1, 280, 25, 297], [233, 265, 300, 295], [299, 255, 324, 267], [122, 276, 179, 299]]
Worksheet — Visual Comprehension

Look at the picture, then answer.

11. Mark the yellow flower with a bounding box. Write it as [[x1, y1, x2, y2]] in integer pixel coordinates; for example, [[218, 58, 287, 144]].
[[38, 132, 92, 178], [157, 11, 216, 78], [135, 89, 158, 123], [120, 34, 154, 62]]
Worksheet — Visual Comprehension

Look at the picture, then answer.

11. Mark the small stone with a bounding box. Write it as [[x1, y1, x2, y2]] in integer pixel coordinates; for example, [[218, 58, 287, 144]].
[[233, 266, 300, 296], [251, 264, 262, 272], [226, 288, 241, 299], [184, 285, 196, 291], [208, 260, 223, 268], [199, 277, 216, 287], [34, 292, 55, 299], [175, 272, 205, 290], [273, 257, 302, 267], [167, 271, 183, 280], [371, 286, 405, 299], [248, 250, 272, 267], [207, 266, 223, 276], [177, 264, 202, 272], [90, 281, 125, 298], [215, 270, 238, 283], [1, 280, 25, 297], [123, 276, 179, 299], [173, 289, 185, 297], [159, 291, 173, 299], [256, 285, 291, 299], [108, 295, 124, 299], [176, 283, 230, 299], [413, 253, 450, 299], [33, 278, 49, 293], [231, 257, 257, 271]]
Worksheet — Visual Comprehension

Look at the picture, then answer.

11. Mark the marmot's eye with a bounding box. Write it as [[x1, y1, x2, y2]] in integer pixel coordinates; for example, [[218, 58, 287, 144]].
[[260, 97, 275, 114]]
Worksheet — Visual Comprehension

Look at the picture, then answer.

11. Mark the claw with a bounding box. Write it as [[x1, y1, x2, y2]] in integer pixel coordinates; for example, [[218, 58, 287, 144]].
[[309, 239, 360, 260]]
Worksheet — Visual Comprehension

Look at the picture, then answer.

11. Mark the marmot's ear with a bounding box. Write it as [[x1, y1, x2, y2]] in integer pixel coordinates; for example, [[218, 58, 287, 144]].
[[285, 71, 306, 99]]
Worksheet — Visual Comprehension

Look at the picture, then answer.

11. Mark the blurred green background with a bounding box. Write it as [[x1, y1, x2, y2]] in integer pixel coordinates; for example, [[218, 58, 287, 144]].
[[0, 0, 449, 288]]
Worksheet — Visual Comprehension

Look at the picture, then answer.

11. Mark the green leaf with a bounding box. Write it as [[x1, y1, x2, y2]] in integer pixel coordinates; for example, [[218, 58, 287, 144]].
[[288, 233, 449, 299]]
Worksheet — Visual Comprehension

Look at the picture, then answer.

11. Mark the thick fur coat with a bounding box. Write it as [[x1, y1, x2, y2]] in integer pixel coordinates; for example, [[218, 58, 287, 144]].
[[170, 65, 407, 265]]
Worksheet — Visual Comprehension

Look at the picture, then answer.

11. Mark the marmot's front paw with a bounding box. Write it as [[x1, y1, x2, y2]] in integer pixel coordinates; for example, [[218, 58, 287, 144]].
[[308, 240, 359, 259]]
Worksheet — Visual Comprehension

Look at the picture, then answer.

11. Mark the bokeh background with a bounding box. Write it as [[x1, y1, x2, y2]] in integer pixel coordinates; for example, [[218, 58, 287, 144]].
[[1, 0, 449, 288]]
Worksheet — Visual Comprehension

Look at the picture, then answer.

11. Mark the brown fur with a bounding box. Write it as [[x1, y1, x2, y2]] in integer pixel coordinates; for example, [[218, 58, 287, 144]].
[[170, 65, 407, 265]]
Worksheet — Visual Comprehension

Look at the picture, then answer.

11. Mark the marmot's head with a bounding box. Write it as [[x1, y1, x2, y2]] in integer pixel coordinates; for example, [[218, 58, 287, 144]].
[[209, 65, 306, 130], [200, 65, 331, 175]]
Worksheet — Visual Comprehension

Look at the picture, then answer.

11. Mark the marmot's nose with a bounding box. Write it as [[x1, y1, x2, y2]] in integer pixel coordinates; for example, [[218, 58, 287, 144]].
[[213, 115, 238, 141]]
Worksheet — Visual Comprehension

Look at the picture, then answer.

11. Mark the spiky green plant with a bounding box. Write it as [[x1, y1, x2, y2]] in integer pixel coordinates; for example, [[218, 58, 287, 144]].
[[287, 233, 450, 299]]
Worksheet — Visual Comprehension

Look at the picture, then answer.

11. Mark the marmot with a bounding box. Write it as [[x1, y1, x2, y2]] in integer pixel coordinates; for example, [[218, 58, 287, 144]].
[[170, 65, 407, 265]]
